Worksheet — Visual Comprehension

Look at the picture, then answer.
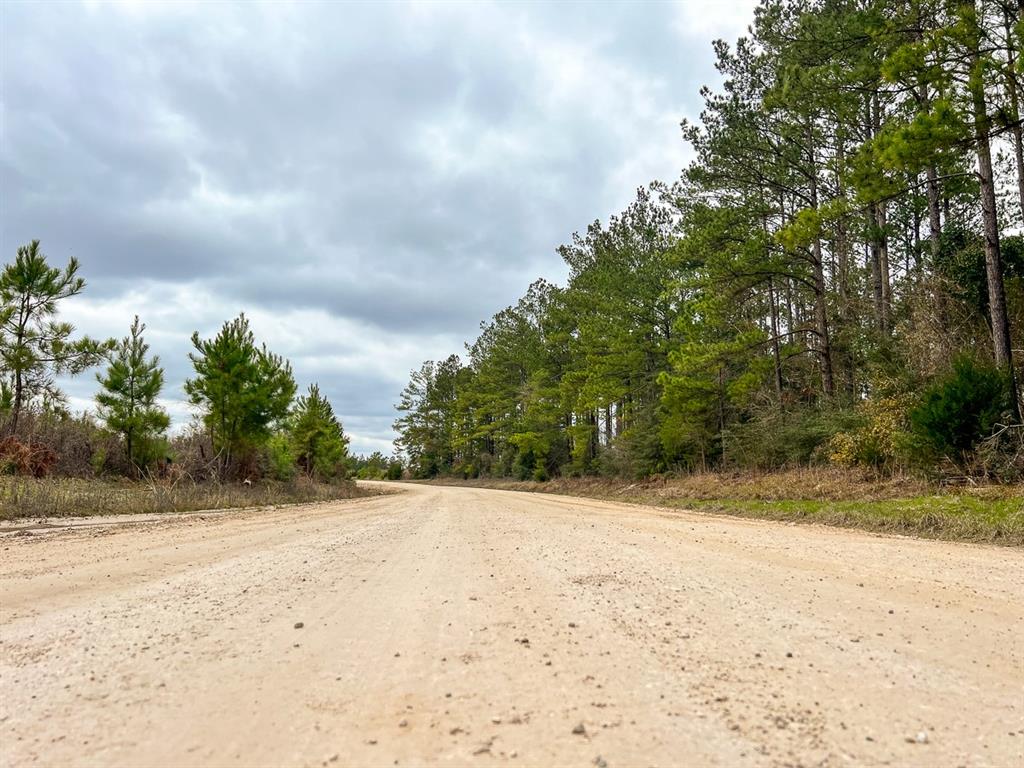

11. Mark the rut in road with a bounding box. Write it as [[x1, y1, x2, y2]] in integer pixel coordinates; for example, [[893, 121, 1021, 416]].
[[1, 483, 1022, 767]]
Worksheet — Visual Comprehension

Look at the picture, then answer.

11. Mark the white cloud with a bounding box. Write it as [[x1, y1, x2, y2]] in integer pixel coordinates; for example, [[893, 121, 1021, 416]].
[[671, 0, 757, 41]]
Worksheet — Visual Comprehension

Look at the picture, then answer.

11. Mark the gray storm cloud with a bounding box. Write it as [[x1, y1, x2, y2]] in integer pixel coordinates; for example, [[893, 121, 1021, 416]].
[[0, 0, 751, 454]]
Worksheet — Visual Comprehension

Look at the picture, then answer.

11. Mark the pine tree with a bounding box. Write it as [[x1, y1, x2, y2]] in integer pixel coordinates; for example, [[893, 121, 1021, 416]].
[[290, 384, 349, 480], [185, 314, 295, 477], [0, 240, 112, 434], [95, 316, 170, 474]]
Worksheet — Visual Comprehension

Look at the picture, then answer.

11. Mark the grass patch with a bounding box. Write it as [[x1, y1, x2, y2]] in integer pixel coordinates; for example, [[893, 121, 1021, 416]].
[[680, 496, 1024, 546], [0, 476, 372, 520], [424, 469, 1024, 546]]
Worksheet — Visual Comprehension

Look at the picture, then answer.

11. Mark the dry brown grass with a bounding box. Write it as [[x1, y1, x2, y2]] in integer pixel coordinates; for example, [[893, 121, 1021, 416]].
[[0, 476, 372, 520]]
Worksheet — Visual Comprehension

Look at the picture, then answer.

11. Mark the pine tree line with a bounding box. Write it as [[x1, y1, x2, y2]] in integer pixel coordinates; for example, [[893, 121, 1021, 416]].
[[395, 0, 1024, 480]]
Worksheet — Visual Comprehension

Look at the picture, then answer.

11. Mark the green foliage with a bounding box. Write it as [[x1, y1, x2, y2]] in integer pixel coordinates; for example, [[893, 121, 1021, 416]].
[[266, 433, 297, 481], [828, 396, 914, 470], [290, 384, 349, 480], [184, 314, 296, 476], [0, 240, 112, 432], [723, 408, 860, 470], [936, 225, 988, 311], [350, 452, 404, 480], [910, 357, 1011, 462], [95, 316, 170, 474], [354, 451, 389, 479]]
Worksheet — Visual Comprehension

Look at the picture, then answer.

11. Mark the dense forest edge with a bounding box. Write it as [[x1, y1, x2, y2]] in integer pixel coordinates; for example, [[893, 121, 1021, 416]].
[[394, 0, 1024, 505]]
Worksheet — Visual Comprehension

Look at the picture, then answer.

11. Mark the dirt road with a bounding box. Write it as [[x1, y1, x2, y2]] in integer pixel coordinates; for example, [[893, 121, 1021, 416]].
[[1, 483, 1022, 767]]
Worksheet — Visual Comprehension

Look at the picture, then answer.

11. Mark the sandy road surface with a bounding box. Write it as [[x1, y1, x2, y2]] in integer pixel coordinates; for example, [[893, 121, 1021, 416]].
[[1, 483, 1022, 768]]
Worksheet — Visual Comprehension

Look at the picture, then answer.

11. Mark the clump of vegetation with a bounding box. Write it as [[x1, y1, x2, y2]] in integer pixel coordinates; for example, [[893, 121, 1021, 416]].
[[349, 451, 404, 480], [0, 436, 57, 478], [290, 385, 349, 481], [909, 357, 1011, 464], [828, 396, 914, 472]]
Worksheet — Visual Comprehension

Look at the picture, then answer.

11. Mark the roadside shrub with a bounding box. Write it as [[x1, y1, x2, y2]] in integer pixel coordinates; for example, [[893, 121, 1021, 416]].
[[0, 437, 58, 477], [599, 414, 667, 478], [266, 433, 297, 481], [828, 395, 913, 471], [909, 356, 1010, 463], [723, 406, 858, 469], [90, 446, 107, 476], [168, 424, 218, 481], [386, 460, 403, 480]]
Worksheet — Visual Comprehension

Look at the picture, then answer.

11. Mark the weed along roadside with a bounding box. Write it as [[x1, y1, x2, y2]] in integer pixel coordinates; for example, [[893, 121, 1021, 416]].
[[0, 477, 373, 519]]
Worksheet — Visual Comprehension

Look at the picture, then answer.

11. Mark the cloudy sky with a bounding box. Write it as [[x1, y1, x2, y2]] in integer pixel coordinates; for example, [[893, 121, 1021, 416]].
[[1, 0, 754, 456]]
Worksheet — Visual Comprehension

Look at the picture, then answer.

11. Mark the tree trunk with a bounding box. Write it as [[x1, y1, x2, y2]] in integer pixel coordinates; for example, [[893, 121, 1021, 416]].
[[768, 276, 784, 402], [878, 200, 892, 331], [925, 164, 943, 253], [1004, 5, 1024, 216], [866, 92, 890, 333], [127, 430, 135, 478], [968, 2, 1021, 419], [9, 296, 28, 436], [807, 127, 835, 398], [11, 372, 22, 436], [835, 142, 856, 398], [925, 160, 948, 333], [911, 196, 922, 276], [868, 205, 884, 329]]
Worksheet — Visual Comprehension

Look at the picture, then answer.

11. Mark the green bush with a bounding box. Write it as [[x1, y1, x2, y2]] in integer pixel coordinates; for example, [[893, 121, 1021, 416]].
[[266, 434, 297, 481], [828, 395, 913, 471], [909, 357, 1010, 462], [723, 407, 860, 469]]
